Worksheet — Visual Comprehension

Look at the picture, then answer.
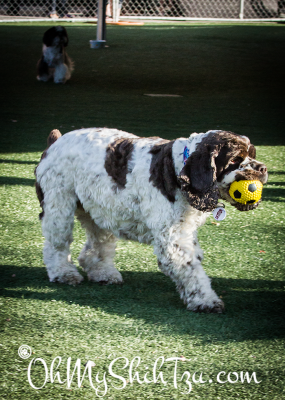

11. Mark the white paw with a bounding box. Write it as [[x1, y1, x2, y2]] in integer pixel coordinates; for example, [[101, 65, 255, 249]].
[[87, 266, 123, 285], [187, 298, 225, 313], [37, 74, 51, 82], [49, 266, 84, 285]]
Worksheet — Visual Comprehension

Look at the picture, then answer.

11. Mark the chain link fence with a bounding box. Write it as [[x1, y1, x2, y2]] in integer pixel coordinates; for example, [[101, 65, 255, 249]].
[[0, 0, 284, 20]]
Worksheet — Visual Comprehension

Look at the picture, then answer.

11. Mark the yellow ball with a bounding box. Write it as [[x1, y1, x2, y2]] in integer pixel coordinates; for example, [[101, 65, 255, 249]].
[[229, 180, 263, 205]]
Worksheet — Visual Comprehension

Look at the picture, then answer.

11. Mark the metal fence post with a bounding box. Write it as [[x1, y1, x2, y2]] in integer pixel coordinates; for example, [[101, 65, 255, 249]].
[[97, 0, 107, 40], [239, 0, 245, 19], [113, 0, 120, 23]]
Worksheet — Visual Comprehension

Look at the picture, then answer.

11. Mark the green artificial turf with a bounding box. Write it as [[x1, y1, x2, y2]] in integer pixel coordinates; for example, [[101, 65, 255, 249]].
[[0, 22, 284, 400]]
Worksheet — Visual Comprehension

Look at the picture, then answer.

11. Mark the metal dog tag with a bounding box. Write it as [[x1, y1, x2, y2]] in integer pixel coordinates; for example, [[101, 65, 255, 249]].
[[212, 207, 226, 221]]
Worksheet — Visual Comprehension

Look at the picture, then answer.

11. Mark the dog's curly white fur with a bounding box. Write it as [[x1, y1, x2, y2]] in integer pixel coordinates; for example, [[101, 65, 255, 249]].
[[35, 128, 268, 313], [37, 26, 74, 84]]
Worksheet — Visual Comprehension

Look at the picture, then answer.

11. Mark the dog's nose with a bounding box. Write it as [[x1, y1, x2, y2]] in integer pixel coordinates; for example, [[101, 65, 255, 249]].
[[251, 162, 267, 174], [254, 162, 268, 184], [257, 164, 267, 174], [249, 161, 268, 183]]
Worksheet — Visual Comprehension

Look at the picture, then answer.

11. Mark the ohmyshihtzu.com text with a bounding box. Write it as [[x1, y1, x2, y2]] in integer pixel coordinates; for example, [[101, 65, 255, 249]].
[[24, 352, 261, 395]]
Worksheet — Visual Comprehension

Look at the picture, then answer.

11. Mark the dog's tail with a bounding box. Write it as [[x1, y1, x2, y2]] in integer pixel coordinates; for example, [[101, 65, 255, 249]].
[[47, 129, 62, 148], [37, 129, 62, 165], [35, 129, 62, 220]]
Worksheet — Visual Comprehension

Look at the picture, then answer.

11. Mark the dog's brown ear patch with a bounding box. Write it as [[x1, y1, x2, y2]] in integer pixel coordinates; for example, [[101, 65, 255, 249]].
[[177, 170, 220, 212], [177, 133, 222, 211], [248, 144, 256, 159], [105, 138, 138, 189], [149, 140, 177, 203], [178, 131, 241, 212], [177, 131, 256, 212]]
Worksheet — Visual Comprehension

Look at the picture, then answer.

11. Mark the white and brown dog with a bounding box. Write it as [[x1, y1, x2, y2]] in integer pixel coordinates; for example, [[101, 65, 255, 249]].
[[37, 26, 74, 84], [35, 128, 268, 313]]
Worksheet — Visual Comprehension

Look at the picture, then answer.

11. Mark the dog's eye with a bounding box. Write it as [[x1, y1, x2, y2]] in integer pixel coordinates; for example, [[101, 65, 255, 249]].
[[230, 157, 243, 164]]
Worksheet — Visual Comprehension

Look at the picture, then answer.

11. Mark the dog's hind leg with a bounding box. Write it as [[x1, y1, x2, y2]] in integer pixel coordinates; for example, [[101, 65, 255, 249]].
[[41, 190, 84, 285], [76, 205, 123, 285]]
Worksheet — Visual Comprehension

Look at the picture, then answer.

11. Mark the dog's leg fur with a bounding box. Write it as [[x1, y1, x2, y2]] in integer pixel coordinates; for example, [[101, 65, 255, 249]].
[[64, 52, 74, 78], [154, 229, 224, 313], [54, 63, 69, 84], [53, 52, 73, 83], [76, 206, 123, 284], [37, 57, 52, 82], [41, 189, 84, 285]]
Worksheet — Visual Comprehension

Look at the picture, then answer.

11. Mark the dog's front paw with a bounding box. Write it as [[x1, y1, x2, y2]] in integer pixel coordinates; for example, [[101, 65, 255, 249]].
[[54, 78, 66, 84], [37, 74, 51, 82], [192, 300, 225, 314], [48, 266, 84, 286], [87, 266, 123, 285], [183, 289, 225, 313]]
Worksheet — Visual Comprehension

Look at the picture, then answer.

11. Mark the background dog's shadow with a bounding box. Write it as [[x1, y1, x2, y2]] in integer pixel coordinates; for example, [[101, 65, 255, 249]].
[[1, 264, 284, 343]]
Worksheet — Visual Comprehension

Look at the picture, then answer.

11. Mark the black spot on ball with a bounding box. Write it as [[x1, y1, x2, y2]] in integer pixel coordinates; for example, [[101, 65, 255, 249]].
[[248, 183, 257, 192], [234, 190, 242, 199], [247, 200, 255, 204]]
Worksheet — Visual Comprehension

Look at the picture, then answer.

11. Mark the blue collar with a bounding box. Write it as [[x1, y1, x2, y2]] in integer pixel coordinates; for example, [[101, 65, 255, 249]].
[[183, 146, 189, 165]]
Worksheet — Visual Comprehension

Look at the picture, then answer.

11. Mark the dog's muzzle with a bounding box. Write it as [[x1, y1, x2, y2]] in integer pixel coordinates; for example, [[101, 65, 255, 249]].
[[234, 198, 262, 211]]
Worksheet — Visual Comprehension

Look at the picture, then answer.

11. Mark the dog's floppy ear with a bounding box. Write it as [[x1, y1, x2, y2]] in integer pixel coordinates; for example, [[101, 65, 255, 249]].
[[58, 27, 69, 47], [248, 144, 256, 159], [62, 29, 69, 47], [43, 27, 56, 47], [177, 143, 220, 212]]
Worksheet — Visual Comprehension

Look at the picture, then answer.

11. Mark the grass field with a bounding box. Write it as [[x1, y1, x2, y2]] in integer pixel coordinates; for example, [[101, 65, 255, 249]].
[[0, 22, 284, 399]]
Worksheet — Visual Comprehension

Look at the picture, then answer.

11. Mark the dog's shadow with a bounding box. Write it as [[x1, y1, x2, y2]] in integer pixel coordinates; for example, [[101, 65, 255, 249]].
[[1, 264, 284, 343]]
